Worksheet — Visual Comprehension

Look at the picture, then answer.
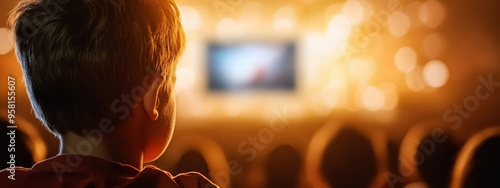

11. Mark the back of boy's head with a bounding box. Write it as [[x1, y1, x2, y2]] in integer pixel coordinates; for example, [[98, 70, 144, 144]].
[[9, 0, 185, 136]]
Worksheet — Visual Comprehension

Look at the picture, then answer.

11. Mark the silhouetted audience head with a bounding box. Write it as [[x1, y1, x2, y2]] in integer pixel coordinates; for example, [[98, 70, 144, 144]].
[[464, 136, 500, 187], [417, 136, 459, 188], [265, 145, 302, 188], [321, 128, 377, 188], [174, 150, 211, 180]]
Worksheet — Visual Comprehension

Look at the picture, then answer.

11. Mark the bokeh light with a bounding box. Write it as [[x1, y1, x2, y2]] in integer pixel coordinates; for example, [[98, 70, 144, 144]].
[[405, 1, 423, 28], [388, 13, 411, 38], [179, 6, 202, 31], [342, 0, 365, 25], [175, 67, 196, 93], [423, 60, 449, 88], [327, 15, 352, 43], [362, 86, 385, 111], [395, 47, 418, 73], [358, 1, 374, 23], [419, 0, 445, 28]]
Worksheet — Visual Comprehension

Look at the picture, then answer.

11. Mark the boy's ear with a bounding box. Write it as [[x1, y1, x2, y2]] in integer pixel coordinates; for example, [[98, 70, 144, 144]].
[[143, 77, 164, 120]]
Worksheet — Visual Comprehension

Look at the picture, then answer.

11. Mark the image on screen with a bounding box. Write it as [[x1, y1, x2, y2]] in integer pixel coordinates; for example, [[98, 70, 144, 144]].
[[208, 41, 296, 91]]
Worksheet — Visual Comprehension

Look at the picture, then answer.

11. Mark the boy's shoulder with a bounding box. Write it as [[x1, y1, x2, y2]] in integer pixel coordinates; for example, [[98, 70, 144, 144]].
[[0, 155, 218, 188]]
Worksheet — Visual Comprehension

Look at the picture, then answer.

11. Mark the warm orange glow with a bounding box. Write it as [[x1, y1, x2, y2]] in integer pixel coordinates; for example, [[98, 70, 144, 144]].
[[178, 92, 209, 117], [324, 78, 348, 109], [349, 58, 376, 82], [273, 6, 297, 31], [216, 18, 241, 37], [0, 28, 13, 55], [422, 33, 444, 58], [175, 67, 196, 93], [239, 2, 263, 29], [2, 1, 500, 188]]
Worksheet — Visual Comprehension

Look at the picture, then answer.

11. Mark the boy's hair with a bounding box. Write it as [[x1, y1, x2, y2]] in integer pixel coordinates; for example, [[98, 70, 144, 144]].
[[9, 0, 185, 136]]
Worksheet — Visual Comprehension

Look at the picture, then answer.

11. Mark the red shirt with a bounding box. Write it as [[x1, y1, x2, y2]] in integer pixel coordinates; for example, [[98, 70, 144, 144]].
[[0, 155, 218, 188]]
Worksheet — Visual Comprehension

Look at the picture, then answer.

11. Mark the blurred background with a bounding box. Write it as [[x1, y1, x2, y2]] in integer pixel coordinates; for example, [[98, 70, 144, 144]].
[[1, 0, 500, 187]]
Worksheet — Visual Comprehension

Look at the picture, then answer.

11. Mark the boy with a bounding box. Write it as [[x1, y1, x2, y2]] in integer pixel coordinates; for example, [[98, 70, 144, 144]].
[[1, 0, 218, 187]]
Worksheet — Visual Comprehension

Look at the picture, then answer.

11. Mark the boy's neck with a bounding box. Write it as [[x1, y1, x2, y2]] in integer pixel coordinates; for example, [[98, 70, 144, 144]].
[[59, 131, 143, 169]]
